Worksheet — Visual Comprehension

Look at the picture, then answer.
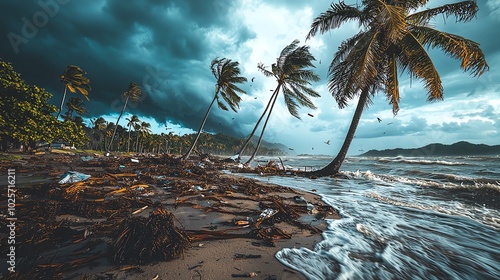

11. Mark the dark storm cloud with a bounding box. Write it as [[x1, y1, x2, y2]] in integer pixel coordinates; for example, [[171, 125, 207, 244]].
[[0, 0, 254, 136]]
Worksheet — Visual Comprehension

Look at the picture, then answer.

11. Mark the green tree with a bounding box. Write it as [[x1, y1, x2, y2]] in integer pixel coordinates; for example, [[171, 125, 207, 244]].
[[243, 40, 320, 165], [57, 65, 91, 120], [307, 0, 488, 176], [107, 83, 142, 153], [0, 59, 59, 151], [183, 58, 247, 159], [126, 115, 140, 153]]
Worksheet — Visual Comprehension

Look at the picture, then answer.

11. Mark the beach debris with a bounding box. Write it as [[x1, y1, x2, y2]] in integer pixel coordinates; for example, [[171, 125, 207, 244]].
[[293, 196, 307, 204], [80, 155, 94, 161], [131, 205, 148, 215], [231, 272, 258, 278], [131, 158, 139, 163], [234, 253, 261, 259], [112, 206, 191, 264], [58, 171, 91, 184], [188, 261, 204, 270], [235, 220, 250, 226]]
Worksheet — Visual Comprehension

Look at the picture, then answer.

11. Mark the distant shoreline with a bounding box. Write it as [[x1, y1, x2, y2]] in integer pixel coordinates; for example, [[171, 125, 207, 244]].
[[358, 141, 500, 157]]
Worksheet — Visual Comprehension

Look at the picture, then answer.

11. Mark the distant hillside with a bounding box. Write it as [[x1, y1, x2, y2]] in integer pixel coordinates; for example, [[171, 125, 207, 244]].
[[248, 135, 291, 154], [359, 141, 500, 157]]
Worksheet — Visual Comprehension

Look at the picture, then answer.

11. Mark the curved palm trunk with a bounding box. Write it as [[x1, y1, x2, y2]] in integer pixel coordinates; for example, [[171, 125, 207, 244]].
[[245, 87, 280, 165], [56, 86, 68, 120], [183, 89, 220, 159], [107, 96, 129, 153], [236, 87, 280, 157], [313, 89, 370, 176]]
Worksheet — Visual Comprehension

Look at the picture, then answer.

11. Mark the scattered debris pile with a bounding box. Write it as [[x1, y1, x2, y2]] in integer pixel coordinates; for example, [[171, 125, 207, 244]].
[[0, 152, 339, 279]]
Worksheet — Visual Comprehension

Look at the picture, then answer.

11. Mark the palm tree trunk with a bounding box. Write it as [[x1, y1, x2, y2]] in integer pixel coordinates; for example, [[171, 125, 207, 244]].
[[236, 86, 280, 157], [183, 89, 219, 159], [127, 128, 132, 153], [56, 86, 68, 120], [107, 96, 129, 153], [313, 89, 370, 176], [135, 133, 140, 152], [245, 87, 280, 165]]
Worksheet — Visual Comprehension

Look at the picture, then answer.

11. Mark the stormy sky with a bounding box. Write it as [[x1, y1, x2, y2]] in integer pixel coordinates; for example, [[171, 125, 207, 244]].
[[1, 0, 499, 155]]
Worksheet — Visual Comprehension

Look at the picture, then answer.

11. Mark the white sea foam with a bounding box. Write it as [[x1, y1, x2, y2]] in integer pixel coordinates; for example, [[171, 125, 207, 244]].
[[377, 157, 470, 166]]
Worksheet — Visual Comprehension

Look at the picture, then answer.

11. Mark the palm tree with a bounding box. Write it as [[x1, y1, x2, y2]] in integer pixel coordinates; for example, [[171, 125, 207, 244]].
[[244, 40, 320, 165], [126, 115, 140, 153], [107, 83, 142, 153], [90, 117, 106, 150], [183, 58, 247, 159], [137, 121, 151, 153], [57, 65, 91, 120], [64, 97, 87, 121], [306, 0, 488, 176]]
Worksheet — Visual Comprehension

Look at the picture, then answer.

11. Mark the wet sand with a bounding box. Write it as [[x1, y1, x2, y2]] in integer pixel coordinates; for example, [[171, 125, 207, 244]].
[[0, 152, 339, 279]]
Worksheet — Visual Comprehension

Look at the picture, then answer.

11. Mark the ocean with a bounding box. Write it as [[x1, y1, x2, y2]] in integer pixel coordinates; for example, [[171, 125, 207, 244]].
[[237, 155, 500, 280]]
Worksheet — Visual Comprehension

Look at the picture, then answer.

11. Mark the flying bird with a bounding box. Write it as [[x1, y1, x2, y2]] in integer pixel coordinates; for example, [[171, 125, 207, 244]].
[[307, 113, 314, 117], [251, 77, 255, 82], [289, 148, 294, 150], [377, 117, 382, 123], [387, 122, 393, 125], [325, 140, 330, 145]]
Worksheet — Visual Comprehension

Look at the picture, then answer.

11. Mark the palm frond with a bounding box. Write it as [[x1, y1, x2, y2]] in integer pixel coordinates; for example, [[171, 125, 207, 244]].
[[407, 1, 478, 25], [410, 26, 489, 77], [278, 40, 300, 69], [377, 0, 407, 42], [399, 32, 443, 101], [385, 53, 400, 114], [257, 63, 274, 77], [282, 87, 300, 119], [307, 2, 364, 40]]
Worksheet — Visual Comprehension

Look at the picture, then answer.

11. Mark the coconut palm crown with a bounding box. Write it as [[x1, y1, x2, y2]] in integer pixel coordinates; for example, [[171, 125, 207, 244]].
[[57, 65, 91, 119]]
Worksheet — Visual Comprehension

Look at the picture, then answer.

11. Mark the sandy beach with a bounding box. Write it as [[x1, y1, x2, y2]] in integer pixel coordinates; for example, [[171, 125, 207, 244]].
[[0, 152, 339, 279]]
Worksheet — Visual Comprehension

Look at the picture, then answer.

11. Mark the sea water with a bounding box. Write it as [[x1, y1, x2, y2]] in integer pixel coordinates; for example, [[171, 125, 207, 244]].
[[237, 155, 500, 279]]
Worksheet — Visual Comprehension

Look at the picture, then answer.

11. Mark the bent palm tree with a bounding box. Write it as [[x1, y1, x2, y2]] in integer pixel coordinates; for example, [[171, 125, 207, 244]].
[[57, 65, 91, 120], [244, 40, 320, 165], [107, 83, 142, 153], [183, 58, 247, 159], [307, 0, 488, 176], [126, 115, 140, 153]]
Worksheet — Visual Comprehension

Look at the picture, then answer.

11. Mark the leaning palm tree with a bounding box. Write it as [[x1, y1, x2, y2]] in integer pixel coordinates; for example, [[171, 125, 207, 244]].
[[107, 83, 142, 154], [57, 65, 91, 120], [126, 115, 140, 153], [183, 58, 247, 159], [306, 0, 488, 176], [243, 40, 320, 165]]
